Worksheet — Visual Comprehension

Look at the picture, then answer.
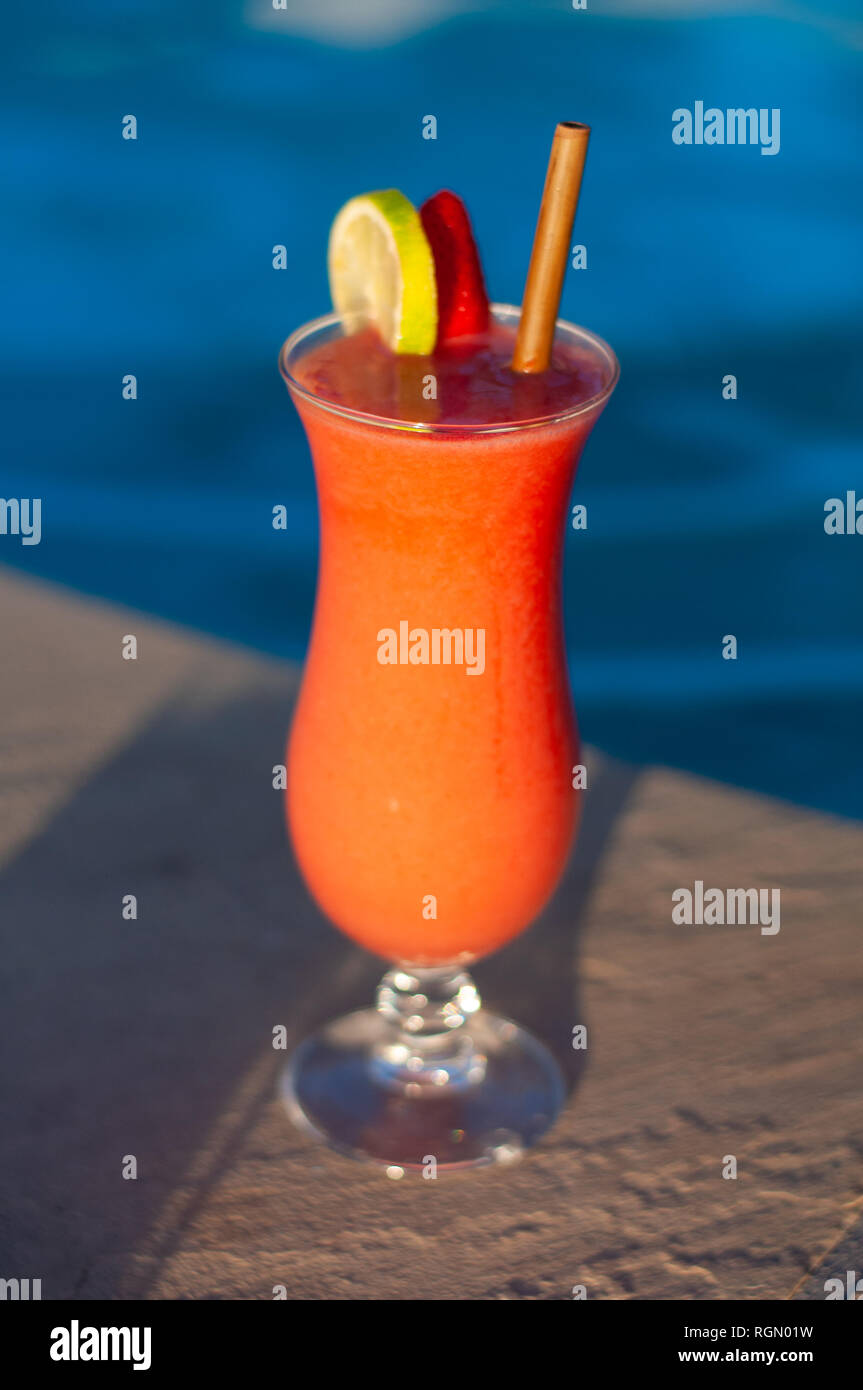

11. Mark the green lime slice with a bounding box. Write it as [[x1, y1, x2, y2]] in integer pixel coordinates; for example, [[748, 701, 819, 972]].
[[327, 189, 438, 355]]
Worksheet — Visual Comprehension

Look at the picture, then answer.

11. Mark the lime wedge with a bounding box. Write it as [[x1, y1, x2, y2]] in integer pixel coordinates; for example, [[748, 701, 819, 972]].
[[327, 190, 438, 355]]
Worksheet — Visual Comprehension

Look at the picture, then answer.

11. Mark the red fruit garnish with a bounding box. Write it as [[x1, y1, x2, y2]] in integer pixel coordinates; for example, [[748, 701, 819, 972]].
[[420, 190, 490, 346]]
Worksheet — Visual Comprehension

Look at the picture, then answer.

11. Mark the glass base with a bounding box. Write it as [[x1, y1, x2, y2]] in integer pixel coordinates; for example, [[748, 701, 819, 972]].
[[281, 1000, 564, 1172]]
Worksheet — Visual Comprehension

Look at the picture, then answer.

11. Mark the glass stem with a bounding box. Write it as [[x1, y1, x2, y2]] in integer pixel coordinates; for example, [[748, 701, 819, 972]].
[[372, 966, 487, 1093]]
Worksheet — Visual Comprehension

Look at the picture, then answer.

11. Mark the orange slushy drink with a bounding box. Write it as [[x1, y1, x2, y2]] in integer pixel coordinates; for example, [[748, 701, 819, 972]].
[[280, 148, 618, 1168], [282, 308, 617, 965]]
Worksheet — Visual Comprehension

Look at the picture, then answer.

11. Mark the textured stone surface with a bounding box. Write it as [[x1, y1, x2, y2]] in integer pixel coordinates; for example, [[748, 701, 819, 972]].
[[1, 568, 861, 1301]]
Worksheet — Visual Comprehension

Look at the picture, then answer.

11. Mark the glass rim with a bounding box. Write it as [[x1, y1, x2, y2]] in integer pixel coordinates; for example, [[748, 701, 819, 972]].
[[278, 303, 620, 436]]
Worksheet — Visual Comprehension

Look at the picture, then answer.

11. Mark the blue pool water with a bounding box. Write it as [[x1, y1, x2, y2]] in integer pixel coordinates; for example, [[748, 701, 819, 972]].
[[3, 2, 862, 816]]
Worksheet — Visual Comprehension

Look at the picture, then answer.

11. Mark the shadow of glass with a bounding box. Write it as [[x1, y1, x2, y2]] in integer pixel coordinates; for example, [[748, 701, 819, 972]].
[[0, 673, 638, 1298]]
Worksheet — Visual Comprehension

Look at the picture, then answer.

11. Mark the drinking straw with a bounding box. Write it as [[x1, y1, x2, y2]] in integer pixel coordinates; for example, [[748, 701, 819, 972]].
[[511, 122, 591, 374]]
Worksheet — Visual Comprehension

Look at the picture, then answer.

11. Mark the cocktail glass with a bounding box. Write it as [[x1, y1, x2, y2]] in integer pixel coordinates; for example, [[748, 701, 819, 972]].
[[278, 305, 618, 1169]]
